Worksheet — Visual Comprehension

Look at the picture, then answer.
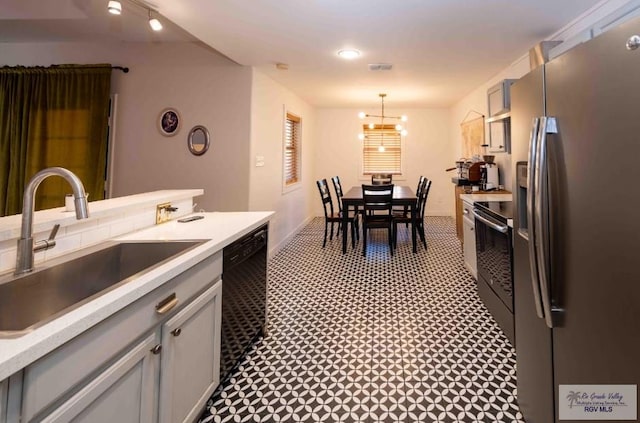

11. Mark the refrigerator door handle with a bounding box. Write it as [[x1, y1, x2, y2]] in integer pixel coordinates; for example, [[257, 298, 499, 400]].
[[526, 117, 545, 319], [535, 116, 558, 328]]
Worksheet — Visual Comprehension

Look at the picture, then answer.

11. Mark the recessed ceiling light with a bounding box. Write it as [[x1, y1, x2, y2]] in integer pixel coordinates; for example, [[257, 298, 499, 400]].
[[338, 49, 361, 60]]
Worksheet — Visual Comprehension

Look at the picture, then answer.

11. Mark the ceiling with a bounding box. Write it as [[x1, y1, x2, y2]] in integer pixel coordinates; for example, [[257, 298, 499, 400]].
[[1, 0, 604, 108]]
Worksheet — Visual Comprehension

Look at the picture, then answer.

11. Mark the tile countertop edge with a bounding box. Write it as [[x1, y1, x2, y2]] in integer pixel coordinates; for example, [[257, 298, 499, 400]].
[[0, 211, 274, 381], [0, 189, 204, 242]]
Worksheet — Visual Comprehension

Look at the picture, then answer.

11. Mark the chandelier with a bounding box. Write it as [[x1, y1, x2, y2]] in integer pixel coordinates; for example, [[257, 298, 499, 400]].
[[358, 94, 407, 152]]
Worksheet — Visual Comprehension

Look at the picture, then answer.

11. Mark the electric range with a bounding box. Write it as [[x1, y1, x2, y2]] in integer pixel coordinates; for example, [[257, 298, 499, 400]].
[[472, 201, 515, 344]]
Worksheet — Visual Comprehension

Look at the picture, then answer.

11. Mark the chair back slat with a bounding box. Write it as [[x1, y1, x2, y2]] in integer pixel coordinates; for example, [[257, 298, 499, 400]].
[[316, 179, 335, 217], [362, 184, 394, 215], [331, 176, 344, 213], [416, 175, 426, 196], [416, 179, 432, 218]]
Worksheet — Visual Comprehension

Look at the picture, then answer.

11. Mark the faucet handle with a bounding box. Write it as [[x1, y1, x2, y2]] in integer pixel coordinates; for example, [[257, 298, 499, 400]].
[[48, 224, 60, 241], [34, 224, 61, 253]]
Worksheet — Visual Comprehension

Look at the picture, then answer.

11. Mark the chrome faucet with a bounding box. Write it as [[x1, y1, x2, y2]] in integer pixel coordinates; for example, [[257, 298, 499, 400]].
[[15, 167, 89, 275]]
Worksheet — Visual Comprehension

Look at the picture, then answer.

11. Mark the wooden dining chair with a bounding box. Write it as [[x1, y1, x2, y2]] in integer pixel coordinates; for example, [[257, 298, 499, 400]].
[[371, 173, 392, 185], [316, 179, 357, 248], [393, 178, 431, 250], [393, 175, 426, 219], [361, 184, 394, 256], [331, 176, 360, 240]]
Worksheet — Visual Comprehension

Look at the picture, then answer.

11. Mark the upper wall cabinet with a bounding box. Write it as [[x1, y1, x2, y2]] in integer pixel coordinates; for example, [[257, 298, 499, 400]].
[[486, 79, 517, 153]]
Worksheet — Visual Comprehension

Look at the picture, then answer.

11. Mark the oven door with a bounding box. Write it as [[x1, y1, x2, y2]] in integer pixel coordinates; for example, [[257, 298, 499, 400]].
[[473, 208, 513, 312]]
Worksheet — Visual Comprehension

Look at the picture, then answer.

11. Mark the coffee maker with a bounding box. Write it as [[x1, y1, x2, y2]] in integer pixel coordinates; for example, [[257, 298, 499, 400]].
[[481, 163, 499, 191]]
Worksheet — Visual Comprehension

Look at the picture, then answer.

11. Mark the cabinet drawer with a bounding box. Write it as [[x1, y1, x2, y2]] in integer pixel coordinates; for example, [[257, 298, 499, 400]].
[[22, 251, 222, 422]]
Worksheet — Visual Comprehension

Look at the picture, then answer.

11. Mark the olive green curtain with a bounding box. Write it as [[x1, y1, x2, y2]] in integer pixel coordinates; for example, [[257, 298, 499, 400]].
[[0, 64, 112, 216]]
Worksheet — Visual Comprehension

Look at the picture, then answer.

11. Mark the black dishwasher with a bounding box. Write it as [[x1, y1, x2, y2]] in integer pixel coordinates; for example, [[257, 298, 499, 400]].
[[220, 224, 268, 381]]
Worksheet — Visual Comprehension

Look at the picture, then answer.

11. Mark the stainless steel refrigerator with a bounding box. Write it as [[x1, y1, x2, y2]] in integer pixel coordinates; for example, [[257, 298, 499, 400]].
[[510, 16, 640, 423]]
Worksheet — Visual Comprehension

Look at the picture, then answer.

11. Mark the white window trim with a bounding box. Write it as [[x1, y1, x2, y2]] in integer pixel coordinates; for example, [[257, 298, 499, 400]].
[[282, 106, 302, 194]]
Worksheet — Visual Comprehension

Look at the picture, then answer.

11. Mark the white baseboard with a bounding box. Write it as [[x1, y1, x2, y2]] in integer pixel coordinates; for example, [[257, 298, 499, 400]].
[[268, 215, 315, 257]]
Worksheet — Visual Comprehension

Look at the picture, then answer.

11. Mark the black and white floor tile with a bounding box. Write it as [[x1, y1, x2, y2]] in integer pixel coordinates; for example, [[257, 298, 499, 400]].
[[199, 217, 524, 423]]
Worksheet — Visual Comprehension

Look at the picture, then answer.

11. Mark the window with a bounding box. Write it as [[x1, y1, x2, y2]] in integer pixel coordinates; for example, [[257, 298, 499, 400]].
[[283, 112, 301, 187], [362, 124, 402, 175]]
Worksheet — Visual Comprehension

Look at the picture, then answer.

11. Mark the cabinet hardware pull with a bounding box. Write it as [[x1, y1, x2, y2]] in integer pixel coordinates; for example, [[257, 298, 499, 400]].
[[151, 344, 162, 355], [156, 293, 178, 314], [172, 328, 182, 337]]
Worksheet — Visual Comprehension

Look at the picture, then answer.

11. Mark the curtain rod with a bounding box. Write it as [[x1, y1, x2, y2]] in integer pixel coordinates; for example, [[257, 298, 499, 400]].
[[2, 65, 130, 73], [48, 65, 129, 73]]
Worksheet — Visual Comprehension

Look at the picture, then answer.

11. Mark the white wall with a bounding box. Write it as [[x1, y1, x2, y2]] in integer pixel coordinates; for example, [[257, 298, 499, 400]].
[[315, 107, 453, 216], [0, 41, 253, 213], [249, 70, 317, 252], [109, 44, 253, 213]]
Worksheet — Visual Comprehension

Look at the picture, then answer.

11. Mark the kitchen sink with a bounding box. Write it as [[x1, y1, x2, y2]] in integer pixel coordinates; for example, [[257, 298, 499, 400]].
[[0, 240, 205, 337]]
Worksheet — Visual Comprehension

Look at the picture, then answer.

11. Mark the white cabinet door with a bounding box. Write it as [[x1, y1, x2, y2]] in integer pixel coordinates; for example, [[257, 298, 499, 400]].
[[462, 201, 477, 279], [40, 333, 159, 423], [0, 378, 6, 423], [158, 280, 222, 423]]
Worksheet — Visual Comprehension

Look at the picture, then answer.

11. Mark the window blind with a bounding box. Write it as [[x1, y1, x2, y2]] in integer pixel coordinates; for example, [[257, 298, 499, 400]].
[[362, 124, 401, 174], [284, 112, 301, 185]]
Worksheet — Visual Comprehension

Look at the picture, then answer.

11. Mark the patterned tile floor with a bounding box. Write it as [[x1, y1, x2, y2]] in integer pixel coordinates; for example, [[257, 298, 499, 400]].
[[199, 217, 524, 423]]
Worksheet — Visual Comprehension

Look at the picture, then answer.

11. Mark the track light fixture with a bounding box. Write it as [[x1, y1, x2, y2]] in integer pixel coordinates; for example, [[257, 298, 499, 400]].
[[107, 0, 122, 14], [107, 0, 163, 31], [148, 10, 163, 31]]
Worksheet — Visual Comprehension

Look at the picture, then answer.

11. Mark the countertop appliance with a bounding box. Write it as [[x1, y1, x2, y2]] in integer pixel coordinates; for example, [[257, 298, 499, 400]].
[[466, 162, 483, 183], [220, 224, 268, 381], [510, 16, 640, 423], [473, 201, 514, 343], [480, 163, 499, 191]]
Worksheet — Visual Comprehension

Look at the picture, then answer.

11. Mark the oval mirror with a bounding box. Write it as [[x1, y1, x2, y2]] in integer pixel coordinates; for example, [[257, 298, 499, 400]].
[[187, 125, 210, 156]]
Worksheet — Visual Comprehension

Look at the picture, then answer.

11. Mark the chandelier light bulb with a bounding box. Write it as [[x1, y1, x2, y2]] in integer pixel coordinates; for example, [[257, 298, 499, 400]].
[[107, 0, 122, 14], [378, 145, 385, 152], [358, 112, 366, 119], [368, 123, 375, 130], [358, 133, 365, 140], [401, 129, 408, 136], [401, 115, 408, 122], [395, 124, 403, 131]]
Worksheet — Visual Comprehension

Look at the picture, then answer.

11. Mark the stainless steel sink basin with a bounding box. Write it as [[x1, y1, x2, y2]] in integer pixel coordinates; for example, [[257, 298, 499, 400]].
[[0, 240, 204, 337]]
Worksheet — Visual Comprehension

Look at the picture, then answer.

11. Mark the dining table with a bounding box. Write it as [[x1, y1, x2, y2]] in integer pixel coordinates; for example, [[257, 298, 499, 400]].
[[341, 185, 418, 254]]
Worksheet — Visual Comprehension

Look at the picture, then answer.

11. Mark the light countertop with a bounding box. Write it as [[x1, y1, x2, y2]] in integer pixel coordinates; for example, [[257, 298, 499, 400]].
[[0, 211, 273, 381], [459, 192, 514, 227], [459, 192, 513, 203]]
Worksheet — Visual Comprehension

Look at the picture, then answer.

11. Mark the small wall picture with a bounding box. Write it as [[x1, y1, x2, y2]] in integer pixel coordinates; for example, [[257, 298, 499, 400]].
[[158, 108, 180, 136]]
